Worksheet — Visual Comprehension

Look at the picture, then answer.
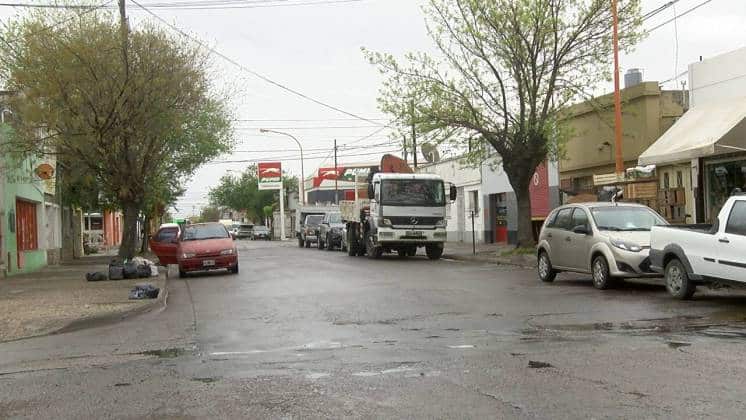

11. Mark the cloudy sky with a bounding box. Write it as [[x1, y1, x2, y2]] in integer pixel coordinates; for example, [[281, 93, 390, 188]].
[[3, 0, 746, 218]]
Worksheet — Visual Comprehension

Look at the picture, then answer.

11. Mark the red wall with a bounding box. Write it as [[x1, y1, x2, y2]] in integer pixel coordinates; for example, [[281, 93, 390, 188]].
[[529, 162, 550, 218]]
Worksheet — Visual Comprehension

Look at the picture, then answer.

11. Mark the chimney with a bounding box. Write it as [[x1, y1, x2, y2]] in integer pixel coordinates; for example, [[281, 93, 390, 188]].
[[624, 68, 643, 88]]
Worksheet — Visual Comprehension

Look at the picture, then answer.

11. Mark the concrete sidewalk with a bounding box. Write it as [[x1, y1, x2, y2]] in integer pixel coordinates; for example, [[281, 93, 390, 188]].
[[0, 257, 167, 343], [443, 241, 537, 268]]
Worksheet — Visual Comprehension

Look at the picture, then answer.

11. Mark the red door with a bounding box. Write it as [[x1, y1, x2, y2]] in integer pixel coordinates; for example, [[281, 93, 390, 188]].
[[149, 226, 179, 265]]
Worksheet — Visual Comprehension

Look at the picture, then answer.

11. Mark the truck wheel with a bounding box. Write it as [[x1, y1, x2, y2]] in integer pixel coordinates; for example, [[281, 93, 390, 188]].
[[407, 247, 417, 257], [305, 239, 310, 248], [298, 238, 304, 248], [366, 235, 382, 259], [425, 244, 443, 260], [538, 251, 557, 283], [591, 255, 613, 290], [326, 235, 334, 251], [318, 237, 325, 250], [397, 249, 408, 259], [665, 259, 696, 300]]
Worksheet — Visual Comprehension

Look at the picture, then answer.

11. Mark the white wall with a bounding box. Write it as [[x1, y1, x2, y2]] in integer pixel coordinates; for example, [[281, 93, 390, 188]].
[[689, 46, 746, 107]]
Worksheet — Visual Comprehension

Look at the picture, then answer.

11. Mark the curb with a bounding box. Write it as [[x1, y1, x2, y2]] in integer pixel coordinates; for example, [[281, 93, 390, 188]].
[[445, 253, 537, 269], [1, 270, 171, 343]]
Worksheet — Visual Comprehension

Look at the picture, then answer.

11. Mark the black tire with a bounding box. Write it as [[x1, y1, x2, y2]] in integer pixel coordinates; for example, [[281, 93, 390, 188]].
[[179, 269, 187, 278], [366, 234, 382, 259], [318, 237, 325, 250], [425, 244, 443, 260], [305, 239, 310, 248], [591, 255, 613, 290], [326, 235, 335, 251], [397, 249, 408, 259], [229, 264, 239, 275], [406, 247, 417, 257], [298, 237, 304, 248], [665, 259, 696, 300], [537, 251, 557, 283]]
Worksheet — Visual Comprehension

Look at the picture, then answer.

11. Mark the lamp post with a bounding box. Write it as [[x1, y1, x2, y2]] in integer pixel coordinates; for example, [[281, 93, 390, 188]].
[[259, 128, 305, 205]]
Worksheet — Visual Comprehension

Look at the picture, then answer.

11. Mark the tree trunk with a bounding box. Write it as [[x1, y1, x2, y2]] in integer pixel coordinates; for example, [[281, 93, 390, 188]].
[[514, 186, 535, 248], [140, 214, 150, 254], [118, 202, 140, 259]]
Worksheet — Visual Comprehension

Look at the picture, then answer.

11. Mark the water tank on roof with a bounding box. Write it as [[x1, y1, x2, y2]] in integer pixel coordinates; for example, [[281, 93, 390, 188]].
[[625, 68, 643, 88]]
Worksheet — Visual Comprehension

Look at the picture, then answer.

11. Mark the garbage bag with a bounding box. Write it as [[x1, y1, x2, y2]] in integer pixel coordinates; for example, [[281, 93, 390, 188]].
[[86, 272, 108, 282], [128, 283, 160, 300], [109, 261, 125, 280], [123, 261, 139, 279], [136, 264, 151, 278]]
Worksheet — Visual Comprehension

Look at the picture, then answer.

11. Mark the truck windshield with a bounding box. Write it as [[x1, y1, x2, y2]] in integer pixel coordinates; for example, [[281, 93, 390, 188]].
[[381, 179, 445, 207], [327, 213, 342, 223], [305, 215, 324, 226], [591, 207, 667, 231]]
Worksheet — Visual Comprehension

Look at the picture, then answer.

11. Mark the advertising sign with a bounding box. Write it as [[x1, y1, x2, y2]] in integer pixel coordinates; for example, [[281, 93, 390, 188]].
[[258, 162, 282, 190]]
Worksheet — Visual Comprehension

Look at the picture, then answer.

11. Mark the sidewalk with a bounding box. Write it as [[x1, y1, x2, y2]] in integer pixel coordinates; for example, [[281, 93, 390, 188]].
[[0, 256, 167, 343], [443, 241, 537, 268]]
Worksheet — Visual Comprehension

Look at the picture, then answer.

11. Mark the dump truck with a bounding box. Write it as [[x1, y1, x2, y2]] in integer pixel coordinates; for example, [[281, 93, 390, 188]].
[[341, 155, 456, 260]]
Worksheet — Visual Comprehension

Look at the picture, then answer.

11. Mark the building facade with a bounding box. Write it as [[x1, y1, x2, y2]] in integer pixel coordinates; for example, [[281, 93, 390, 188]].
[[639, 46, 746, 223]]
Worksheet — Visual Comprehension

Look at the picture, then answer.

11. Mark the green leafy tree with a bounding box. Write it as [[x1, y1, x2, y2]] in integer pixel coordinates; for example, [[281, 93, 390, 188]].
[[0, 7, 233, 258], [208, 165, 298, 222], [365, 0, 642, 246], [199, 206, 222, 223]]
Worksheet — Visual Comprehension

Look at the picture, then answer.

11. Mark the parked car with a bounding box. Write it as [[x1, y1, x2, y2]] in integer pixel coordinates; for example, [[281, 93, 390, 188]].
[[149, 223, 181, 265], [300, 214, 324, 248], [318, 212, 345, 251], [537, 203, 667, 289], [176, 222, 238, 277], [252, 225, 271, 240], [234, 223, 254, 239], [650, 192, 746, 299]]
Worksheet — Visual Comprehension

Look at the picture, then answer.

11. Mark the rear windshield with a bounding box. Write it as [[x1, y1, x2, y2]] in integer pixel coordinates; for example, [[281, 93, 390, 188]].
[[305, 215, 324, 226], [182, 224, 230, 241], [254, 226, 269, 232]]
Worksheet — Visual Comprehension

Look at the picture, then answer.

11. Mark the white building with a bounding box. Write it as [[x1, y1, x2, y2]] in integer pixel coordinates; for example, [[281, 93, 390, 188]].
[[418, 157, 485, 244]]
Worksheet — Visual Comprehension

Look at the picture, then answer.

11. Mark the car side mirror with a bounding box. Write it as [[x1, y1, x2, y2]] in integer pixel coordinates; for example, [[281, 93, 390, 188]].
[[367, 183, 374, 200], [449, 184, 457, 201], [572, 225, 590, 235]]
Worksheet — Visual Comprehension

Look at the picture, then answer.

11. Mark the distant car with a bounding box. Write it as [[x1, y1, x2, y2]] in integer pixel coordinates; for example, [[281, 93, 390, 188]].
[[252, 225, 271, 240], [177, 222, 238, 277], [318, 212, 345, 251], [149, 223, 181, 265], [235, 223, 253, 239], [300, 214, 324, 248], [537, 203, 667, 289]]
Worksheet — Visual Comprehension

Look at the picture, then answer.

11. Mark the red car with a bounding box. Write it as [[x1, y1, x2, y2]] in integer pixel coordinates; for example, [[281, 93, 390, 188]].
[[150, 222, 238, 277]]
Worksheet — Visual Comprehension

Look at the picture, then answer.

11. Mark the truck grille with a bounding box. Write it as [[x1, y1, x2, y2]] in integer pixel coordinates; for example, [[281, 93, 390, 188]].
[[388, 216, 441, 226]]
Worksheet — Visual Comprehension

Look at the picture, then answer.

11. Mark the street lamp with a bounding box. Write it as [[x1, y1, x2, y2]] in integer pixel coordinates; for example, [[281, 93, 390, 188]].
[[259, 128, 305, 205]]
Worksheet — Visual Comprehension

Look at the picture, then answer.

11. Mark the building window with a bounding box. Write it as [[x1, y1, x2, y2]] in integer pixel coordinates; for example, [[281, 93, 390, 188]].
[[15, 199, 38, 251], [664, 172, 670, 189], [677, 171, 683, 188]]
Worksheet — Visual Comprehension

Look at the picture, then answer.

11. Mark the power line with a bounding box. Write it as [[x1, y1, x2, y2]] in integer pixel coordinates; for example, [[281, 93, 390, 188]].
[[647, 0, 714, 33], [206, 148, 398, 165], [0, 0, 366, 10], [233, 124, 383, 130], [129, 0, 385, 126]]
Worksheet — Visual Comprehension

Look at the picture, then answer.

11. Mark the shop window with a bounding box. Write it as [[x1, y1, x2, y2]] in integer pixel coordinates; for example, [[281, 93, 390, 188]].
[[676, 171, 683, 188], [15, 200, 38, 251], [707, 160, 746, 220], [726, 201, 746, 236]]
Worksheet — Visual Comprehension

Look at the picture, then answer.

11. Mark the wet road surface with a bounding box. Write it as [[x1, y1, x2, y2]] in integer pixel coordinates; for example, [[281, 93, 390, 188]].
[[2, 240, 746, 418]]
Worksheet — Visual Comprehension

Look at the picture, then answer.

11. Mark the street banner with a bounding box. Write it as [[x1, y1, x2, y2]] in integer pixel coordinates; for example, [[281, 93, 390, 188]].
[[258, 162, 282, 190]]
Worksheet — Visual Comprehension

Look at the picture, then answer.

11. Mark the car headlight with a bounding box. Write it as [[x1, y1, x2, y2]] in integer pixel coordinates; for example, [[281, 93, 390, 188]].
[[378, 217, 392, 227], [611, 238, 642, 253], [182, 252, 195, 259], [220, 249, 234, 255], [435, 219, 447, 227]]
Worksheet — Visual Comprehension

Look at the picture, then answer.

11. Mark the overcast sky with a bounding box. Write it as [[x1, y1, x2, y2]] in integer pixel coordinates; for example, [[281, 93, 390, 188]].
[[3, 0, 746, 218]]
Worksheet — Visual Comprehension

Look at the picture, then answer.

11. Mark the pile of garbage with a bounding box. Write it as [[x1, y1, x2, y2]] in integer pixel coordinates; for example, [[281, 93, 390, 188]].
[[128, 283, 160, 300], [86, 257, 159, 282]]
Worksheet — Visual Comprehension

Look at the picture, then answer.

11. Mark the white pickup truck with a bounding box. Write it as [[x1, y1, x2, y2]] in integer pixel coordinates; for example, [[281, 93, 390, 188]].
[[649, 193, 746, 299]]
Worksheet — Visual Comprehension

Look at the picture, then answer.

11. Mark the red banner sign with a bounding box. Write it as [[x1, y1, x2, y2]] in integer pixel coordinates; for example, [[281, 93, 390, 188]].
[[258, 162, 282, 190]]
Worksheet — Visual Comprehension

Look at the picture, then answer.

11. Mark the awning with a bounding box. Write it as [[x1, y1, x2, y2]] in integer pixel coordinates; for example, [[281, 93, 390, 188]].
[[638, 97, 746, 166]]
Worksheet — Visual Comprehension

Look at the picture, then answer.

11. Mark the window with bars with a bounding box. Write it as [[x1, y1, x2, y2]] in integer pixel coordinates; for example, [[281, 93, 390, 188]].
[[15, 199, 38, 251]]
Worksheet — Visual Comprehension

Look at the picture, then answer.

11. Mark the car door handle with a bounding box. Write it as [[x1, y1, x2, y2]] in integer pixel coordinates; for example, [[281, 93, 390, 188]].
[[719, 238, 730, 243]]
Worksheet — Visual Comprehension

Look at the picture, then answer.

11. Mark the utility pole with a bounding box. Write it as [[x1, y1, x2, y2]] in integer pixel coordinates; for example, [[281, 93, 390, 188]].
[[410, 101, 418, 169], [118, 0, 129, 75], [611, 0, 624, 176], [333, 139, 339, 204]]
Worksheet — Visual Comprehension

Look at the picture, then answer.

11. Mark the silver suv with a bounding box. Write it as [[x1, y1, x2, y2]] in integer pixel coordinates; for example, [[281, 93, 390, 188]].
[[537, 203, 667, 289]]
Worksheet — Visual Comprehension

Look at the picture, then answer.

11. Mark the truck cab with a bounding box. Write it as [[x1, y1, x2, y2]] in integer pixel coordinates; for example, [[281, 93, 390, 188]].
[[650, 192, 746, 299], [346, 172, 456, 260]]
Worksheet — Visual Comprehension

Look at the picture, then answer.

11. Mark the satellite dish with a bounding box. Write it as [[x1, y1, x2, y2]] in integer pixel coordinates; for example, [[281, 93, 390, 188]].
[[420, 142, 441, 163]]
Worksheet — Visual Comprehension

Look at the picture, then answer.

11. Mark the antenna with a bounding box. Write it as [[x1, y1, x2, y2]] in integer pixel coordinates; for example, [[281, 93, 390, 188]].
[[420, 142, 441, 163]]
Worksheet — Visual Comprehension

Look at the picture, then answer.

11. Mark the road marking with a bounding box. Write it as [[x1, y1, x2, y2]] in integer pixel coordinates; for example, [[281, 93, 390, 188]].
[[448, 345, 476, 349], [210, 350, 267, 356], [306, 372, 331, 379]]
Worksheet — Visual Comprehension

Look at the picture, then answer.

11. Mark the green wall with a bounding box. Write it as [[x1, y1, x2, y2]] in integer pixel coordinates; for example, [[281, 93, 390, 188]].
[[2, 125, 47, 275]]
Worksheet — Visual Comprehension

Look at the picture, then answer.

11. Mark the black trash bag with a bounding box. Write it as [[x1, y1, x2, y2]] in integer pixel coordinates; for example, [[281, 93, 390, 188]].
[[109, 258, 125, 280], [137, 264, 151, 278], [86, 272, 108, 282], [123, 261, 139, 279], [128, 283, 160, 300]]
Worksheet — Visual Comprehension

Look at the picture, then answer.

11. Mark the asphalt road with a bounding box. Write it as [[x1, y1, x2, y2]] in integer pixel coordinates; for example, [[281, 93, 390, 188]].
[[3, 240, 746, 419]]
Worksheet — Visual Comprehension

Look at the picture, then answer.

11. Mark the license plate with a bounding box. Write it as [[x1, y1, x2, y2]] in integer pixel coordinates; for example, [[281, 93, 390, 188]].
[[203, 260, 215, 267], [405, 231, 424, 237]]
